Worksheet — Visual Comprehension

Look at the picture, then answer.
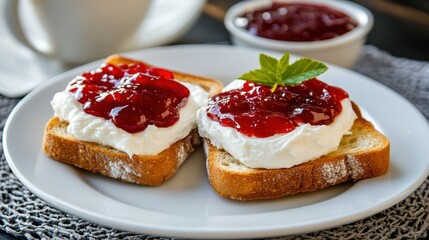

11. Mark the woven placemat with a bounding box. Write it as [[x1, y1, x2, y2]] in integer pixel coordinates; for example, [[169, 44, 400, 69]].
[[1, 45, 428, 239]]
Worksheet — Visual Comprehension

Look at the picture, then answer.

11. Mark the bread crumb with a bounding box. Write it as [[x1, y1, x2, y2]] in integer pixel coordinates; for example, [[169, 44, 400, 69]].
[[108, 161, 139, 182], [346, 155, 364, 179], [322, 160, 347, 185], [177, 144, 188, 167]]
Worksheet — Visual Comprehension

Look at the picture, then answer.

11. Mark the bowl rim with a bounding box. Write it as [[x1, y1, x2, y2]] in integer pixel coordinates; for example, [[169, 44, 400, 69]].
[[224, 0, 374, 50]]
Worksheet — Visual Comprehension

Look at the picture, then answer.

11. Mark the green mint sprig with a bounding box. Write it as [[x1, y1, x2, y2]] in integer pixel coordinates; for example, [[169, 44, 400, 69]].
[[238, 52, 328, 92]]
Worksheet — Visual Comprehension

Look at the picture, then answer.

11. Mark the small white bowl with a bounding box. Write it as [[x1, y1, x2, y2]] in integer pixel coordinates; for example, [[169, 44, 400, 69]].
[[225, 0, 374, 68]]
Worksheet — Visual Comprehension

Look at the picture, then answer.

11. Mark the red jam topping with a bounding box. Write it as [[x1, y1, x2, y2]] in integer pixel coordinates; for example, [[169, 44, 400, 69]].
[[67, 63, 190, 133], [206, 79, 348, 138], [241, 2, 357, 42]]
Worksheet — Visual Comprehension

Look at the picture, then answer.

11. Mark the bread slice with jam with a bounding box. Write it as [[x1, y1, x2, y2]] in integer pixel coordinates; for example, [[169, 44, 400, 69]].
[[42, 55, 223, 186], [199, 52, 390, 200]]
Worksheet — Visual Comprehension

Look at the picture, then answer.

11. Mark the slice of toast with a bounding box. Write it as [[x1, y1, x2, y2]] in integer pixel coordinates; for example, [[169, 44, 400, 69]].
[[43, 55, 223, 186], [205, 115, 390, 200]]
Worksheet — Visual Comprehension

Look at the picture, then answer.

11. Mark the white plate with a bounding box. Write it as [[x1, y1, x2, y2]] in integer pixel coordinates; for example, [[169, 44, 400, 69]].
[[4, 45, 429, 239], [0, 0, 205, 98]]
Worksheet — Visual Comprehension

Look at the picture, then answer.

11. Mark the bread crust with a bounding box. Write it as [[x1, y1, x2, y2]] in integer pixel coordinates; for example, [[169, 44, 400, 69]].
[[205, 118, 390, 200], [42, 55, 223, 186], [44, 118, 200, 186]]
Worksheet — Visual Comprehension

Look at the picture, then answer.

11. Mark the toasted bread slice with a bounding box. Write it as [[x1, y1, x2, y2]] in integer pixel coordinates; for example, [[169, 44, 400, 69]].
[[43, 55, 222, 186], [205, 116, 390, 200]]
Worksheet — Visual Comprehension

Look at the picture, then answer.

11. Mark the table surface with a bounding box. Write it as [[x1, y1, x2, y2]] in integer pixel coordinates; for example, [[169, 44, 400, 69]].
[[1, 1, 428, 239]]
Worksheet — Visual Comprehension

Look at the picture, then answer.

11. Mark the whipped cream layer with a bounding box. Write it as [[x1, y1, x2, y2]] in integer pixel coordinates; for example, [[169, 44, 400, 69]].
[[197, 80, 357, 169], [52, 81, 208, 156]]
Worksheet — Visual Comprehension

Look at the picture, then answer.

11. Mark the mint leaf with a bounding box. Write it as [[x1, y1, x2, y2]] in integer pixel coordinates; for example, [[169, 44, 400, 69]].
[[281, 58, 328, 85], [259, 54, 278, 74], [239, 69, 275, 86], [238, 52, 328, 91], [277, 52, 290, 74]]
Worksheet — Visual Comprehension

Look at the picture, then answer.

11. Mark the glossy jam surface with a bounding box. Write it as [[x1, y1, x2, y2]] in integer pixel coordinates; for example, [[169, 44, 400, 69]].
[[206, 79, 348, 138], [240, 2, 357, 42], [67, 63, 189, 133]]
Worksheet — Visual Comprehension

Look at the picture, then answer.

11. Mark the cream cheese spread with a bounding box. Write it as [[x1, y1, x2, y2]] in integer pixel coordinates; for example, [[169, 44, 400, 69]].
[[52, 81, 208, 156], [196, 80, 357, 169]]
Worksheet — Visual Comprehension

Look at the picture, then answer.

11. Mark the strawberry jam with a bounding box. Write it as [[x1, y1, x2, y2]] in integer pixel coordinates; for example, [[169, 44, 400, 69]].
[[206, 79, 348, 138], [67, 63, 190, 133], [241, 2, 357, 42]]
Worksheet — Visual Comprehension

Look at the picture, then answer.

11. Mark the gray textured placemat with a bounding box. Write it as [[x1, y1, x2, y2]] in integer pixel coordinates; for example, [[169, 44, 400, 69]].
[[1, 45, 428, 239]]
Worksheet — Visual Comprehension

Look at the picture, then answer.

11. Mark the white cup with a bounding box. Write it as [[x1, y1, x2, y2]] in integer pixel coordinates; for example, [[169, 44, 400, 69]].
[[13, 0, 152, 64]]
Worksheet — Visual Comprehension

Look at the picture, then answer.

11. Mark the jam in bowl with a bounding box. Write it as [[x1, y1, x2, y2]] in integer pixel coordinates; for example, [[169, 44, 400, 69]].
[[225, 0, 374, 68], [237, 2, 357, 42]]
